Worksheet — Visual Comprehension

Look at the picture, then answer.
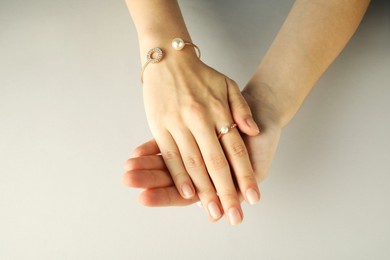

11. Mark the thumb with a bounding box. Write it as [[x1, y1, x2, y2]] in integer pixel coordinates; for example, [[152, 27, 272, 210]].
[[226, 77, 260, 136]]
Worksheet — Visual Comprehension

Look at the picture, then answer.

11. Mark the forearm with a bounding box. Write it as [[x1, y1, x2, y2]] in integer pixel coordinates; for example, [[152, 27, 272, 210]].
[[245, 0, 371, 128], [125, 0, 195, 63]]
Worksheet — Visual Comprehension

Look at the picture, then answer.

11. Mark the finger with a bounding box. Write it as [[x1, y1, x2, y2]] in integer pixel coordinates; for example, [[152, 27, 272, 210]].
[[226, 77, 260, 136], [192, 126, 244, 225], [122, 169, 173, 188], [155, 131, 196, 200], [132, 139, 160, 157], [125, 154, 166, 171], [169, 128, 223, 221], [138, 187, 199, 207], [220, 128, 260, 205], [243, 127, 281, 183]]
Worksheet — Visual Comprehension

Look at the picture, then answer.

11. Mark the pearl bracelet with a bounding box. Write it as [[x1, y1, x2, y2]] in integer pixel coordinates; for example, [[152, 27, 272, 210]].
[[140, 38, 201, 83]]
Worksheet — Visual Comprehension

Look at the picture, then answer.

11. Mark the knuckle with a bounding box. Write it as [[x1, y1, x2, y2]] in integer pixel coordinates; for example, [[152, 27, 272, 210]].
[[182, 102, 209, 126], [237, 173, 256, 185], [208, 153, 228, 171], [183, 101, 206, 117], [163, 150, 180, 161], [229, 142, 247, 158], [217, 191, 239, 203], [209, 97, 227, 115], [197, 187, 217, 198], [170, 171, 187, 179], [184, 155, 203, 169]]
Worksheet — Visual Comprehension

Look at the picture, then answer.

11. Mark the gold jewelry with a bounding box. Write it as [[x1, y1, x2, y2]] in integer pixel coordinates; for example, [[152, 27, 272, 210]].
[[140, 47, 164, 84], [171, 38, 201, 58], [140, 38, 201, 84], [217, 123, 238, 139]]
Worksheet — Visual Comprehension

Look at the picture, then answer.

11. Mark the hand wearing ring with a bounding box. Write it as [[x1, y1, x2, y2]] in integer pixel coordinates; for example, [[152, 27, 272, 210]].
[[140, 37, 261, 225]]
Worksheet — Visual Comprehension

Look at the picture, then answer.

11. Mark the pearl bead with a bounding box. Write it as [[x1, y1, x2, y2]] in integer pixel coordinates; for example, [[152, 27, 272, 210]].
[[172, 38, 185, 50], [220, 126, 229, 134]]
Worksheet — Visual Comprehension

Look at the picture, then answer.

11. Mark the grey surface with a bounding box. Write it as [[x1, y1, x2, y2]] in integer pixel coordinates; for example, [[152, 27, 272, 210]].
[[0, 0, 389, 259]]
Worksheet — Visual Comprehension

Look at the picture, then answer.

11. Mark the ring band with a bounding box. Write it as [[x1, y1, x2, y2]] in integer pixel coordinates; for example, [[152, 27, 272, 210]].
[[217, 123, 238, 139]]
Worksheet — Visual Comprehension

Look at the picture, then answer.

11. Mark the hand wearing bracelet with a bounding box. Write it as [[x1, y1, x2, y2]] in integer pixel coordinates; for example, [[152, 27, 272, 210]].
[[139, 36, 261, 225]]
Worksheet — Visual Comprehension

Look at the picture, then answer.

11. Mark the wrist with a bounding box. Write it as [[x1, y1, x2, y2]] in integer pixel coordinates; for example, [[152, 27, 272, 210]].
[[242, 80, 295, 130], [138, 34, 197, 62], [140, 37, 202, 83]]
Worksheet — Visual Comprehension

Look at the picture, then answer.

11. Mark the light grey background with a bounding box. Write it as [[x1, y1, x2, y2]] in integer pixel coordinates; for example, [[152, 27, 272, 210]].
[[0, 0, 389, 259]]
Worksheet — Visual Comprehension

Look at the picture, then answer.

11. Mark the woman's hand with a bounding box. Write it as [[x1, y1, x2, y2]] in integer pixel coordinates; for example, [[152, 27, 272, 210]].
[[126, 0, 262, 225], [123, 87, 282, 216], [141, 47, 261, 225]]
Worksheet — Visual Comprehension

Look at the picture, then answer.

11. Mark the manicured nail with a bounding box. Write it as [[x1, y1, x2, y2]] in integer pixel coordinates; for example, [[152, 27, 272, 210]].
[[182, 184, 194, 198], [246, 117, 260, 133], [228, 208, 242, 225], [246, 188, 260, 205], [208, 201, 222, 219]]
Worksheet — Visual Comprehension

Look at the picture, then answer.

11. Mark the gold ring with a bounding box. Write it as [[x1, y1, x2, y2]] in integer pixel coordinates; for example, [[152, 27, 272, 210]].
[[217, 123, 237, 139]]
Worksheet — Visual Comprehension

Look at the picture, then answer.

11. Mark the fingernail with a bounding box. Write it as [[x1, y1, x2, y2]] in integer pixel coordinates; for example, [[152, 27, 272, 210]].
[[208, 201, 222, 219], [182, 184, 194, 198], [246, 117, 260, 133], [246, 188, 260, 205], [228, 208, 242, 225]]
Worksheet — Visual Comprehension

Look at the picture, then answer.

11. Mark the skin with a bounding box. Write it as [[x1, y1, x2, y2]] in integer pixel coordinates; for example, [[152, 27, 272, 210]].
[[125, 0, 262, 225], [124, 0, 371, 225]]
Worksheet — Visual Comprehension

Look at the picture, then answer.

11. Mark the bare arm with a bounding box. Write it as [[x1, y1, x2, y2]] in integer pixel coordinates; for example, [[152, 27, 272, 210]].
[[125, 0, 195, 62], [244, 0, 371, 128]]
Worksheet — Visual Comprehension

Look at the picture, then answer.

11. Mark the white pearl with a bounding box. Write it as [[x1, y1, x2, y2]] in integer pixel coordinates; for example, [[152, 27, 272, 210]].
[[220, 126, 229, 134], [172, 38, 185, 50]]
